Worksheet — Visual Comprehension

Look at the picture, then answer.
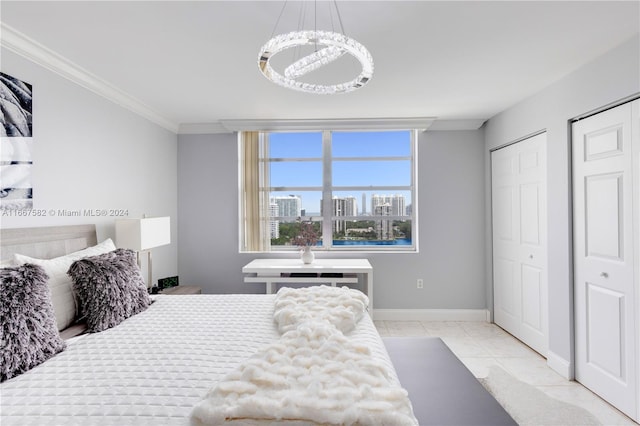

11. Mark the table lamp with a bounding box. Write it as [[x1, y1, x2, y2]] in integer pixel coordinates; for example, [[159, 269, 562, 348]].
[[116, 216, 170, 289]]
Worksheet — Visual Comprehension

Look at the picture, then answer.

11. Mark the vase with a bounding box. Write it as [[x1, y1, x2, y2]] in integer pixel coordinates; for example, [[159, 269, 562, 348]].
[[301, 246, 315, 264]]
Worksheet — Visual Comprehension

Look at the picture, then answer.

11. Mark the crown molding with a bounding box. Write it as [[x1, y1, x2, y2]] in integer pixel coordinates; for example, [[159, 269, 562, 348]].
[[178, 117, 487, 134], [217, 117, 437, 132], [1, 23, 179, 133], [178, 122, 231, 134], [427, 119, 486, 131]]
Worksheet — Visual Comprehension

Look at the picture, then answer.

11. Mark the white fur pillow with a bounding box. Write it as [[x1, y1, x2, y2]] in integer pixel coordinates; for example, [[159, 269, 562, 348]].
[[13, 238, 116, 331]]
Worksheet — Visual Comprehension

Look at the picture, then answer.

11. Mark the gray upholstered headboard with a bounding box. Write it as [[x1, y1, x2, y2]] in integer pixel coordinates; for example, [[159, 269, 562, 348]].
[[1, 224, 98, 262]]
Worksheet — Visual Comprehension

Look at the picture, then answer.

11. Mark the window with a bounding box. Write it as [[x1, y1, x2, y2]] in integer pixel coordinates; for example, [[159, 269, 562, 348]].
[[239, 129, 417, 252]]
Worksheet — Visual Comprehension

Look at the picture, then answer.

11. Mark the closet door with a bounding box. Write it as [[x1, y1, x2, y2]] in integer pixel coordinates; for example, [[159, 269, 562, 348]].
[[573, 100, 638, 421], [491, 132, 548, 356]]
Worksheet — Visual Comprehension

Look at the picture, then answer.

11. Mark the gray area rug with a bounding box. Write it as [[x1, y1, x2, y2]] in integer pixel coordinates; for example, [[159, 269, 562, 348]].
[[479, 366, 601, 426]]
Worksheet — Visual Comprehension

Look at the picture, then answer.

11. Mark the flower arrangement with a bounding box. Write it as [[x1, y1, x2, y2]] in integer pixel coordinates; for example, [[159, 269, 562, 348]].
[[291, 219, 319, 248]]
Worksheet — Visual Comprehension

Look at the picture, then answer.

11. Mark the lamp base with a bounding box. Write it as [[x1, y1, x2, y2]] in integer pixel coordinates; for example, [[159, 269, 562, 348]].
[[136, 249, 154, 289]]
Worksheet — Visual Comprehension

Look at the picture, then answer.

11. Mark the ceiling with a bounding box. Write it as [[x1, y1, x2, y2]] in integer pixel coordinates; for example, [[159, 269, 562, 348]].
[[1, 1, 638, 133]]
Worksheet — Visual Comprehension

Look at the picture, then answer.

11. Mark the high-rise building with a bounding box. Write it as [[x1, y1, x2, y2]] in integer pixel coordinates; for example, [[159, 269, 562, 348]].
[[334, 196, 357, 233], [371, 194, 406, 217], [321, 196, 358, 234], [268, 195, 301, 241], [269, 203, 279, 239], [374, 202, 394, 240], [371, 194, 405, 240], [271, 195, 301, 221], [361, 193, 367, 215]]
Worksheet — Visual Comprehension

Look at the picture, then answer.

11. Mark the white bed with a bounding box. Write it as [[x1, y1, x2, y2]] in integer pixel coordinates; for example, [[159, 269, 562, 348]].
[[2, 293, 403, 425], [0, 225, 412, 425]]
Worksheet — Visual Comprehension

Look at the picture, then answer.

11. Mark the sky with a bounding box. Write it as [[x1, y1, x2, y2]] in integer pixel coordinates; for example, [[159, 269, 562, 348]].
[[269, 130, 413, 215]]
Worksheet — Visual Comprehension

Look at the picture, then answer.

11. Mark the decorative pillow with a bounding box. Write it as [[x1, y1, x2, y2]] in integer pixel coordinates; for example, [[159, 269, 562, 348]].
[[0, 258, 15, 268], [68, 249, 151, 333], [13, 238, 116, 331], [1, 263, 66, 382]]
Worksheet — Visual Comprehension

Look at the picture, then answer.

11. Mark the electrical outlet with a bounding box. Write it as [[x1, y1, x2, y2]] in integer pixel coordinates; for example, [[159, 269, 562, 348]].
[[417, 279, 424, 289]]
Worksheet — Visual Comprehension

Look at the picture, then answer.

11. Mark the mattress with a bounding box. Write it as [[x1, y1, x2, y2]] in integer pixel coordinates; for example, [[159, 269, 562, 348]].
[[0, 294, 399, 425]]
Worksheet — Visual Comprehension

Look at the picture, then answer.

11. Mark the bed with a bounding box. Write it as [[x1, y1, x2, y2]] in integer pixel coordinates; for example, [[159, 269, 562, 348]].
[[0, 224, 515, 425]]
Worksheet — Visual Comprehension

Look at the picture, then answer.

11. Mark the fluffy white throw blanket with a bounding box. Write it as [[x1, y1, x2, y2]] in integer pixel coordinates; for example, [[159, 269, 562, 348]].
[[273, 286, 369, 334], [191, 321, 417, 426], [191, 286, 417, 426]]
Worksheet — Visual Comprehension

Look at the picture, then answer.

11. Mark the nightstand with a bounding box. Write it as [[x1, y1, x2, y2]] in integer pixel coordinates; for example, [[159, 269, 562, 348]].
[[159, 285, 202, 295]]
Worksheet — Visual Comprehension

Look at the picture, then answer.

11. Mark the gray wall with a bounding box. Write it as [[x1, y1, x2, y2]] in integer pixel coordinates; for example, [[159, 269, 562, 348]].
[[177, 130, 487, 309], [484, 35, 640, 370], [1, 48, 179, 284]]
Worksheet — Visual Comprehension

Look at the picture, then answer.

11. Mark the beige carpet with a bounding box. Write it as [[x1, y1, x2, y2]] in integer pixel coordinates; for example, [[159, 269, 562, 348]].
[[479, 366, 601, 426]]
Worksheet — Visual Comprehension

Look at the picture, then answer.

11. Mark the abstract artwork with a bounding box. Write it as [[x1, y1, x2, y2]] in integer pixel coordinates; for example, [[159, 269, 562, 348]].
[[0, 72, 33, 210]]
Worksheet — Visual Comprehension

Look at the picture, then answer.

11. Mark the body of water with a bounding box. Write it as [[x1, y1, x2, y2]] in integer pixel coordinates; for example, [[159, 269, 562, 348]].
[[332, 239, 411, 246]]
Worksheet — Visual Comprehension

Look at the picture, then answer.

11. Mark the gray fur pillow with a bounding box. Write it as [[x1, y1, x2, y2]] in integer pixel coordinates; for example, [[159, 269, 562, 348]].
[[1, 263, 66, 382], [68, 249, 151, 333]]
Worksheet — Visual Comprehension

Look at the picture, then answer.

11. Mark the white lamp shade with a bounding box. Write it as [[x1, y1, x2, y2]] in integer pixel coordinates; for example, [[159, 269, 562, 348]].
[[116, 217, 171, 251]]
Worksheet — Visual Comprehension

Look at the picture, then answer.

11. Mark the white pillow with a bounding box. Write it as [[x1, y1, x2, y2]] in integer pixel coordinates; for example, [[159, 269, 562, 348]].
[[13, 238, 117, 331], [0, 259, 15, 268]]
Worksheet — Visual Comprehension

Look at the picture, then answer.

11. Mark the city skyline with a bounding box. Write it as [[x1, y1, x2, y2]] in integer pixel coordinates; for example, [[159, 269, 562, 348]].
[[269, 193, 410, 243], [270, 193, 410, 218], [268, 130, 413, 215]]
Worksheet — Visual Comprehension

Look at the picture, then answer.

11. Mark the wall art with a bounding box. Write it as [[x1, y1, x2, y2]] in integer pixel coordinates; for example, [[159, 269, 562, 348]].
[[0, 72, 33, 210]]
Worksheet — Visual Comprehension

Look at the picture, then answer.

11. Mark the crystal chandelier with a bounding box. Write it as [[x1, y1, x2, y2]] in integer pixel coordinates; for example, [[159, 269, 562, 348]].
[[258, 2, 374, 95]]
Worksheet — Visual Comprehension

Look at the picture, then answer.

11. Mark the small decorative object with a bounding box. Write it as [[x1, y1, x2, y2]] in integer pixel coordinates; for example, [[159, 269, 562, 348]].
[[291, 218, 319, 264], [301, 246, 315, 264], [158, 276, 179, 289]]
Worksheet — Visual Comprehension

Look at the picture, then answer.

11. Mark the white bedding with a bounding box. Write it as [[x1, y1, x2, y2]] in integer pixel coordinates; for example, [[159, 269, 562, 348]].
[[0, 294, 404, 426], [193, 287, 415, 425]]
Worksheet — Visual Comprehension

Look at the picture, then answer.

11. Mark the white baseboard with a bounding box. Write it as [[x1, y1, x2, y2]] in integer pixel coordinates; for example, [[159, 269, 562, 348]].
[[546, 350, 573, 380], [372, 308, 490, 322]]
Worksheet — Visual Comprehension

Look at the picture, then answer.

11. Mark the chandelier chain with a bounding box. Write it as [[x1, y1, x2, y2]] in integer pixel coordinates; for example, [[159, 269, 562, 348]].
[[269, 0, 289, 39], [333, 0, 346, 36], [328, 2, 336, 33]]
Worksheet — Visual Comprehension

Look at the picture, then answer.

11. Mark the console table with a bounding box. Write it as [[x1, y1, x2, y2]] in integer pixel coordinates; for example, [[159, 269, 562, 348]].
[[242, 258, 373, 315]]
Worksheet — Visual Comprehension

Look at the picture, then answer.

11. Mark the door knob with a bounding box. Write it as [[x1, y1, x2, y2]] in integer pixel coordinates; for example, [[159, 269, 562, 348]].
[[600, 272, 609, 278]]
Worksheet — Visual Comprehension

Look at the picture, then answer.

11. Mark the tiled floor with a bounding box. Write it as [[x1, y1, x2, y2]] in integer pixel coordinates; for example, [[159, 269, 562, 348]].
[[376, 320, 638, 426]]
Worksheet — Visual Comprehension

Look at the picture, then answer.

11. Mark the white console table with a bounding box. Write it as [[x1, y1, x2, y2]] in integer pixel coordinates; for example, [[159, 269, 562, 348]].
[[242, 258, 373, 314]]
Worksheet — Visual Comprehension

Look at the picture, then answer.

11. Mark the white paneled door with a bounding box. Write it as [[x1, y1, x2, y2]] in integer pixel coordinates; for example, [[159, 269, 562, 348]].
[[491, 132, 548, 356], [573, 100, 639, 422]]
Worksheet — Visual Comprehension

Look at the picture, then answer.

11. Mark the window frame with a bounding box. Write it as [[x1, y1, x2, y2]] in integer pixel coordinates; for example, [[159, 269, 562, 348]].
[[239, 129, 418, 253]]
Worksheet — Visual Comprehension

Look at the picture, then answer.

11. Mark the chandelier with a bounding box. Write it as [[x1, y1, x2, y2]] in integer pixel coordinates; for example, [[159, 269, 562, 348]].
[[258, 1, 374, 95]]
